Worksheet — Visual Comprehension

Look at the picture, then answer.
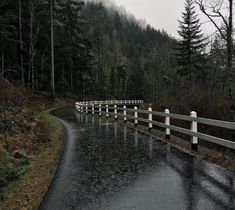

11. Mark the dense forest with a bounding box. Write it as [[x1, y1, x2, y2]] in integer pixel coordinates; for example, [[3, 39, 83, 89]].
[[1, 0, 235, 208], [0, 0, 234, 119]]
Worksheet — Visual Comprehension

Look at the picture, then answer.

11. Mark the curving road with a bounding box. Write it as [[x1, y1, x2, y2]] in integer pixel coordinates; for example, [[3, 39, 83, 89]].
[[39, 109, 235, 210]]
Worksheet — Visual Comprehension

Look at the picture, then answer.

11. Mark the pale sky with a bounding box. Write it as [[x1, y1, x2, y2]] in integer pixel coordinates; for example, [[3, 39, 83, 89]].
[[114, 0, 216, 38]]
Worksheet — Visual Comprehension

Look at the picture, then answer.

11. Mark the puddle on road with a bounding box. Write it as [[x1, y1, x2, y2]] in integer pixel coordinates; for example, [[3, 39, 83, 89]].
[[101, 123, 115, 126]]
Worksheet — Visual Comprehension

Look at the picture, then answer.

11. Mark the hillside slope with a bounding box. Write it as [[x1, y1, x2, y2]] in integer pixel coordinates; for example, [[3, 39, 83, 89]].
[[0, 95, 65, 209], [80, 1, 176, 99]]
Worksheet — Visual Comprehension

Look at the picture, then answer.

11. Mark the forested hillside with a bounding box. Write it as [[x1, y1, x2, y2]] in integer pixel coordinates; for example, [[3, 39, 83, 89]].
[[0, 0, 175, 99], [1, 0, 235, 208], [0, 0, 234, 118], [81, 1, 176, 99]]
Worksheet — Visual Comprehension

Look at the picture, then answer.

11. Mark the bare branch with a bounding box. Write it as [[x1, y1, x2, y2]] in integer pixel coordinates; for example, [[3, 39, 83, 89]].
[[195, 0, 227, 41], [0, 69, 18, 77]]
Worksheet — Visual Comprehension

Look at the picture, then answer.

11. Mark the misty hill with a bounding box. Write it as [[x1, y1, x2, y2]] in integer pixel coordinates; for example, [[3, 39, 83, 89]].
[[80, 0, 176, 99]]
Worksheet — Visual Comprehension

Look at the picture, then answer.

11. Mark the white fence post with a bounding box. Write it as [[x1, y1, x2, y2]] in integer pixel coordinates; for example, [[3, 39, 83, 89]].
[[165, 109, 170, 139], [85, 104, 88, 114], [148, 107, 153, 131], [134, 106, 138, 126], [78, 103, 80, 112], [106, 104, 109, 118], [99, 104, 102, 116], [81, 104, 83, 113], [123, 105, 127, 123], [92, 104, 94, 115], [191, 111, 198, 151], [114, 105, 117, 120], [75, 103, 78, 112]]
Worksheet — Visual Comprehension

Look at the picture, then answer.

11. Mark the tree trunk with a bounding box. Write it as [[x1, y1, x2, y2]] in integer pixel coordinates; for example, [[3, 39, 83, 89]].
[[123, 77, 128, 98], [62, 63, 65, 93], [28, 1, 33, 89], [3, 101, 9, 152], [67, 70, 70, 92], [19, 0, 24, 86], [50, 0, 55, 97], [70, 67, 73, 93], [227, 0, 233, 109], [35, 64, 38, 91], [1, 51, 4, 78], [40, 49, 46, 90], [32, 54, 35, 93]]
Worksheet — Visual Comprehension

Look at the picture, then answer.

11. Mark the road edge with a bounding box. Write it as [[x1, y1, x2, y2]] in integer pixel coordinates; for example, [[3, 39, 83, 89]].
[[0, 108, 65, 210]]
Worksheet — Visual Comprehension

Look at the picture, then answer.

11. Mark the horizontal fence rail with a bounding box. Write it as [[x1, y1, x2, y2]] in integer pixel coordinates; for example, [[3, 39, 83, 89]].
[[75, 101, 235, 151], [78, 100, 144, 106]]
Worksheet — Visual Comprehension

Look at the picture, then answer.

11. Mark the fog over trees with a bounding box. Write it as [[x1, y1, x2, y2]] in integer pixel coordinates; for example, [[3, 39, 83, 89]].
[[0, 0, 234, 119]]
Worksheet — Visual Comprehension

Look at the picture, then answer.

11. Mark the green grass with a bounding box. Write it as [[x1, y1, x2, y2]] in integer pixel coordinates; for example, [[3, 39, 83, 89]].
[[37, 110, 60, 133], [0, 149, 30, 200], [0, 109, 64, 210]]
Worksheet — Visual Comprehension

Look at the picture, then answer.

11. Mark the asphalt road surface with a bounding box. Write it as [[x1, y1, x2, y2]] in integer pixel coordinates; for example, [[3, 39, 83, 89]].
[[39, 109, 235, 210]]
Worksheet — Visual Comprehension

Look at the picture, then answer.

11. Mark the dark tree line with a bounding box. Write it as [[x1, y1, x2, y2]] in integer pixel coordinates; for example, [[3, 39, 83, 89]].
[[0, 0, 175, 100], [0, 0, 234, 119], [0, 0, 90, 96], [80, 2, 176, 100]]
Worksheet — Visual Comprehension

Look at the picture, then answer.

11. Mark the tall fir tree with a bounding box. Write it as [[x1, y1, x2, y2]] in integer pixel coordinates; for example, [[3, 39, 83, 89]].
[[176, 0, 207, 85], [55, 0, 86, 93]]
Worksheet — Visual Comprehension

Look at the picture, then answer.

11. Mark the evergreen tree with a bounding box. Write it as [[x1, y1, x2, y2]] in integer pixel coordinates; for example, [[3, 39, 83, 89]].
[[0, 1, 17, 78], [0, 0, 175, 100], [176, 0, 207, 85], [55, 0, 85, 93]]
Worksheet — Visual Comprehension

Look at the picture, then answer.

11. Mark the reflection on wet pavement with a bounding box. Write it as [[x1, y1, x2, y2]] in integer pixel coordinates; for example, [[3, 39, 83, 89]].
[[39, 109, 235, 210]]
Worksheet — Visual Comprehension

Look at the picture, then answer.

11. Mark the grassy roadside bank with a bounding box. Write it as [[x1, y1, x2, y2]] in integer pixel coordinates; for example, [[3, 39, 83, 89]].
[[0, 109, 64, 210]]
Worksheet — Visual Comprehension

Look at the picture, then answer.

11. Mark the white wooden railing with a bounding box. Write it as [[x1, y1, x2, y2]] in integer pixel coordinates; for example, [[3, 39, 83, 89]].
[[78, 100, 143, 106], [75, 101, 235, 151]]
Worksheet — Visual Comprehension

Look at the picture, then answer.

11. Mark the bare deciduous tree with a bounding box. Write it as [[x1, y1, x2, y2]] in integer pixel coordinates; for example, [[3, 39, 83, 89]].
[[0, 0, 11, 78], [196, 0, 234, 108], [28, 0, 42, 93], [49, 0, 55, 97], [19, 0, 24, 86]]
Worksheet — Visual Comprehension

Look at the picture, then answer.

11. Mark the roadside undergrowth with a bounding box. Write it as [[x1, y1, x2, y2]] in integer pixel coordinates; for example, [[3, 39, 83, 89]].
[[0, 110, 64, 210]]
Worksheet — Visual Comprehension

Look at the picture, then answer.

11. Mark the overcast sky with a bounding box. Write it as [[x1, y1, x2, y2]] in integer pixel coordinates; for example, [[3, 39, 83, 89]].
[[114, 0, 216, 38]]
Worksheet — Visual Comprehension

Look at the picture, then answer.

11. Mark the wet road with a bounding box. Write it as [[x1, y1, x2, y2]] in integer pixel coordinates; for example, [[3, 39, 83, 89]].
[[39, 109, 235, 210]]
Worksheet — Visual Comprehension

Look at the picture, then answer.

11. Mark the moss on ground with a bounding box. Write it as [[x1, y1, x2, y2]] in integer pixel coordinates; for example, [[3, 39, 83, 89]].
[[0, 150, 30, 200], [0, 110, 64, 210]]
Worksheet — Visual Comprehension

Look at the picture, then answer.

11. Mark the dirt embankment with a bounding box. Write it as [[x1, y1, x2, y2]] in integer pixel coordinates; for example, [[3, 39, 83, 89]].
[[0, 96, 73, 210]]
